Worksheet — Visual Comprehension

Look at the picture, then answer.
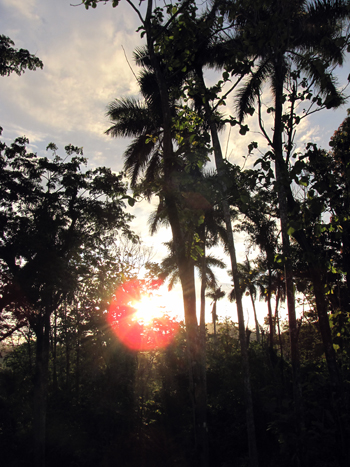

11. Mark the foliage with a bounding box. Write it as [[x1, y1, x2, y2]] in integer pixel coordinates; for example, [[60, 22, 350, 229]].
[[0, 136, 135, 338], [1, 309, 350, 467], [0, 35, 43, 77]]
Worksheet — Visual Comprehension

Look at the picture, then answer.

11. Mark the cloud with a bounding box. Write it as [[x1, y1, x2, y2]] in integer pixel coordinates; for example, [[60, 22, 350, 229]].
[[2, 0, 40, 22], [0, 0, 147, 174], [1, 3, 141, 134]]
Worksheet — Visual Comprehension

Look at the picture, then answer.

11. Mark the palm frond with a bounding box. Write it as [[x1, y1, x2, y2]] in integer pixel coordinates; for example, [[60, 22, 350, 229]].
[[144, 150, 162, 185], [299, 54, 345, 108], [148, 201, 169, 235], [228, 287, 236, 303], [133, 46, 152, 69], [206, 286, 225, 301], [205, 255, 226, 270], [306, 0, 350, 28], [159, 246, 179, 290], [236, 59, 272, 123], [167, 270, 180, 291], [105, 98, 152, 137], [138, 69, 163, 112], [123, 135, 157, 187]]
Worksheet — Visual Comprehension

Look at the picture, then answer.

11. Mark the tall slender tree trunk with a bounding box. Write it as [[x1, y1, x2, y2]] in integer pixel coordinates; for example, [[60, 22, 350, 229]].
[[211, 142, 259, 467], [52, 308, 58, 392], [271, 3, 341, 406], [179, 261, 208, 467], [75, 302, 81, 400], [275, 287, 283, 360], [199, 238, 208, 460], [212, 302, 217, 337], [199, 228, 206, 334], [273, 58, 305, 464], [250, 292, 260, 343], [64, 302, 70, 389], [33, 309, 51, 467], [273, 73, 301, 393], [267, 268, 274, 349], [144, 6, 208, 464], [199, 71, 259, 466]]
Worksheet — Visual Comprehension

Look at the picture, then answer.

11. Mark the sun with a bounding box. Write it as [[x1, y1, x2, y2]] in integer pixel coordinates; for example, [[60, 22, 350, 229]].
[[108, 279, 180, 351], [132, 293, 165, 324]]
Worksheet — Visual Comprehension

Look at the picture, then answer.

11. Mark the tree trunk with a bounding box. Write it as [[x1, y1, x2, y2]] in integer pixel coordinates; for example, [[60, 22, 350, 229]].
[[273, 59, 304, 427], [33, 309, 51, 467], [199, 227, 207, 334], [199, 72, 259, 466], [267, 268, 274, 349], [272, 57, 306, 465], [64, 302, 70, 389], [75, 302, 81, 400], [179, 261, 208, 467], [212, 302, 217, 337], [144, 7, 208, 464], [52, 308, 58, 392], [199, 245, 209, 467], [310, 268, 341, 389], [275, 287, 283, 360], [250, 292, 260, 343]]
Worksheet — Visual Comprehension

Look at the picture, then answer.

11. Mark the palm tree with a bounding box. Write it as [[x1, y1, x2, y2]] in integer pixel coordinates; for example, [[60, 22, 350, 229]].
[[105, 67, 172, 196], [258, 264, 286, 353], [160, 241, 225, 294], [230, 0, 349, 395], [148, 168, 230, 330], [229, 257, 261, 343], [166, 9, 261, 464], [105, 42, 214, 466], [206, 285, 226, 336]]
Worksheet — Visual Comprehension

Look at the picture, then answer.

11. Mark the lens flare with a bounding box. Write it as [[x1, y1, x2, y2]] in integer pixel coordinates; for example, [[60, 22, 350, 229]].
[[107, 279, 179, 351]]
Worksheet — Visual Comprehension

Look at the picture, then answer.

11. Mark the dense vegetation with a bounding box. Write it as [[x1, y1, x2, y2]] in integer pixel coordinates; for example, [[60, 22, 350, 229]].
[[1, 318, 350, 467], [1, 1, 350, 466]]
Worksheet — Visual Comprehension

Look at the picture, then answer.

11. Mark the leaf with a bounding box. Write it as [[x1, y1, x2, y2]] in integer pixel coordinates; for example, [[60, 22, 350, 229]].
[[274, 254, 284, 264], [239, 125, 249, 136], [223, 71, 229, 80], [198, 215, 205, 226], [248, 141, 258, 153], [189, 134, 196, 144]]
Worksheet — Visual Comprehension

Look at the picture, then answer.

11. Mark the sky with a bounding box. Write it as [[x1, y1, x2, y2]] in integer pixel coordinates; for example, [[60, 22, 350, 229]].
[[1, 0, 349, 327]]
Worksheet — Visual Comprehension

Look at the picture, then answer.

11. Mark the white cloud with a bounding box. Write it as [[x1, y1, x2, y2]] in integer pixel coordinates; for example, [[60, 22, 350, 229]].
[[2, 0, 40, 21], [2, 18, 139, 137], [0, 0, 144, 175]]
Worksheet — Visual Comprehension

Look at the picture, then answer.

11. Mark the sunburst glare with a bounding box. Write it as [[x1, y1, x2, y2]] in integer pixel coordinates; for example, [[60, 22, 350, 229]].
[[132, 293, 166, 324], [108, 279, 180, 351]]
